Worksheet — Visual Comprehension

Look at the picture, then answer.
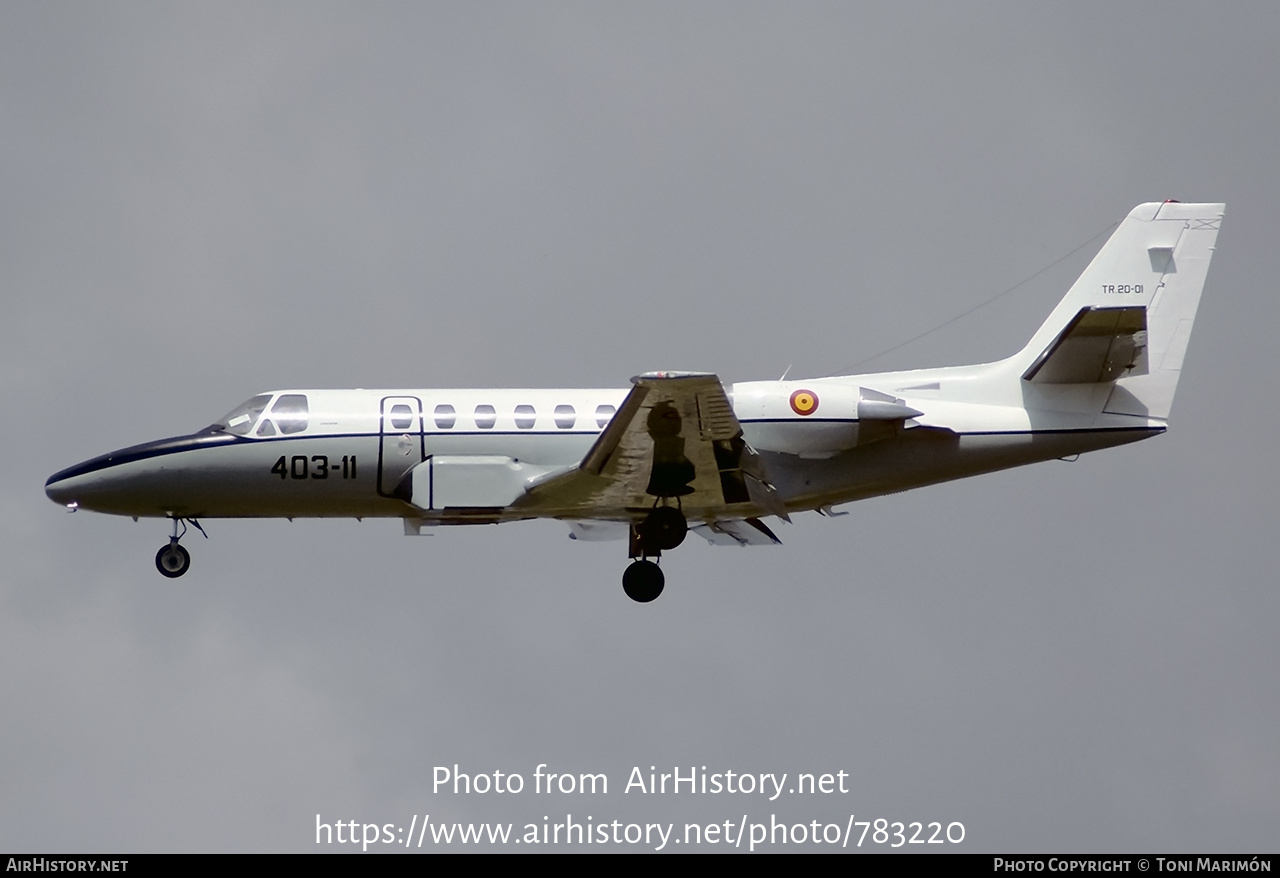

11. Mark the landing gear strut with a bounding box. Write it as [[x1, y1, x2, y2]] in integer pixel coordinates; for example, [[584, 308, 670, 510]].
[[621, 504, 687, 602], [155, 517, 204, 579], [639, 504, 687, 551]]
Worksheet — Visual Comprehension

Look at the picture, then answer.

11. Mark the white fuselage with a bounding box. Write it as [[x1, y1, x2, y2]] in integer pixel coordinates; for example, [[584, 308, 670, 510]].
[[44, 377, 1160, 524]]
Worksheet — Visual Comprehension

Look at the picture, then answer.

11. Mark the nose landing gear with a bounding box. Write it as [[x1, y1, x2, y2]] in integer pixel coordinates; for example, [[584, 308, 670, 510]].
[[154, 517, 206, 579], [156, 543, 190, 578]]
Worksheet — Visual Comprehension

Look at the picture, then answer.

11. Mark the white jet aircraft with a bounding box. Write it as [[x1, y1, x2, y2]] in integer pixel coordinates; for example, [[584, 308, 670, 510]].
[[46, 201, 1223, 601]]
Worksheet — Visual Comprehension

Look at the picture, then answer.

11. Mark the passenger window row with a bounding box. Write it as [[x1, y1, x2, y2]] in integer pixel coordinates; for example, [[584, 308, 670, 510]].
[[426, 403, 616, 431], [232, 394, 619, 436]]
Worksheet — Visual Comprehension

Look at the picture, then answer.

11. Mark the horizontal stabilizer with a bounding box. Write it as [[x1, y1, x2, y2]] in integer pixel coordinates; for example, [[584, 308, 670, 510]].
[[1022, 306, 1148, 384]]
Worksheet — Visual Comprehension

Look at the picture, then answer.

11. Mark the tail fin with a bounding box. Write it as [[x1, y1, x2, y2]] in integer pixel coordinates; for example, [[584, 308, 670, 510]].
[[1009, 201, 1224, 420]]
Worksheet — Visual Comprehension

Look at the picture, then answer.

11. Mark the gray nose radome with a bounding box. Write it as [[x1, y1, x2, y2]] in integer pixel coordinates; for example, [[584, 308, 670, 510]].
[[45, 473, 78, 508]]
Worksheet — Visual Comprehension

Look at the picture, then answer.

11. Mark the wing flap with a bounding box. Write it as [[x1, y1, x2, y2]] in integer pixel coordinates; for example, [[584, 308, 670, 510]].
[[691, 518, 784, 547], [516, 372, 785, 522]]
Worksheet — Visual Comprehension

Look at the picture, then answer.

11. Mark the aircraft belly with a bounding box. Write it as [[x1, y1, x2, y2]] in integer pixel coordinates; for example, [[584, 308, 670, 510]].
[[767, 427, 1161, 509]]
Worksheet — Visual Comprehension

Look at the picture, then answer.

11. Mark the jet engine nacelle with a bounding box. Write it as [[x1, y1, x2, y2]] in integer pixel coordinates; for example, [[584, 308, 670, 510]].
[[732, 381, 921, 458]]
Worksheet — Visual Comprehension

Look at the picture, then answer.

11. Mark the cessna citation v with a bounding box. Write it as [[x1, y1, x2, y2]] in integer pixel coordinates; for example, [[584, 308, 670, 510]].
[[46, 201, 1223, 602]]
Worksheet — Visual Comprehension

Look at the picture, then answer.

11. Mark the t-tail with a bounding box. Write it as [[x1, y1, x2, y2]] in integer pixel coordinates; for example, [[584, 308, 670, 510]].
[[1006, 201, 1224, 421]]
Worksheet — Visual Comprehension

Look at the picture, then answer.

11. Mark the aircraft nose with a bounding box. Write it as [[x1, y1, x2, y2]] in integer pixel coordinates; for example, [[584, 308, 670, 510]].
[[45, 448, 151, 515], [44, 431, 237, 517], [45, 447, 144, 513], [45, 470, 82, 509]]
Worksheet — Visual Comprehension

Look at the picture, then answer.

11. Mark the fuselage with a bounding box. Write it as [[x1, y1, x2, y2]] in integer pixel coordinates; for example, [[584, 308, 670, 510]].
[[44, 378, 1161, 524]]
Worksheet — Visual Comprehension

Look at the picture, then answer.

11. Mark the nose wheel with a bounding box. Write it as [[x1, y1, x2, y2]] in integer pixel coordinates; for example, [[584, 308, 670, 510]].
[[154, 516, 206, 579], [156, 543, 191, 578]]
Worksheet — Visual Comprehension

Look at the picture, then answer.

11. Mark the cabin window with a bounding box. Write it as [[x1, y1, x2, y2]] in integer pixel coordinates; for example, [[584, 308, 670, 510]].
[[216, 394, 272, 436], [388, 403, 414, 430], [554, 405, 576, 429], [474, 404, 497, 429], [514, 404, 536, 429], [256, 419, 277, 437], [595, 404, 616, 428], [272, 394, 309, 434], [434, 404, 456, 429]]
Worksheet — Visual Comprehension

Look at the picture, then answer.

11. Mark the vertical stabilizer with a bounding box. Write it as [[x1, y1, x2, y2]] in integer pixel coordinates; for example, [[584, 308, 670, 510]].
[[1009, 202, 1224, 420]]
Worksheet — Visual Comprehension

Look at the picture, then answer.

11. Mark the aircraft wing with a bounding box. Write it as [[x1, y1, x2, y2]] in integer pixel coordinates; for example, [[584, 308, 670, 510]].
[[517, 372, 787, 522]]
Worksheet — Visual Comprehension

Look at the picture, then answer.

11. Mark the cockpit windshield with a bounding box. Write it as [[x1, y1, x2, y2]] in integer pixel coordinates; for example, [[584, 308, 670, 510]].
[[209, 393, 310, 436], [270, 394, 309, 434], [212, 394, 272, 436]]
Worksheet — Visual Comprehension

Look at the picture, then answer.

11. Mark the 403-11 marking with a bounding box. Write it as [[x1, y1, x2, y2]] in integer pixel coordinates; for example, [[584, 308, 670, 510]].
[[271, 455, 357, 480]]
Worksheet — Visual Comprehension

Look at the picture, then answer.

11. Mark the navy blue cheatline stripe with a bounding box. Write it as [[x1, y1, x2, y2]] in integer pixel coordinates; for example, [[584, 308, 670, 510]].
[[738, 418, 1165, 435], [740, 418, 854, 424], [44, 428, 609, 485], [47, 423, 1165, 487], [955, 427, 1164, 437], [740, 419, 1165, 438], [46, 431, 242, 485]]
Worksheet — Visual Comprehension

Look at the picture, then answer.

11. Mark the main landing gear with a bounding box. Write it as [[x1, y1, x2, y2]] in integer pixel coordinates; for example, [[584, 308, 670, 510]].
[[622, 504, 688, 603], [155, 517, 206, 578], [623, 559, 664, 603]]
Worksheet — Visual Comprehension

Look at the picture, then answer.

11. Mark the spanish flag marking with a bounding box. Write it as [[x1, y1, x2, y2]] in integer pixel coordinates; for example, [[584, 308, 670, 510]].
[[789, 389, 819, 416]]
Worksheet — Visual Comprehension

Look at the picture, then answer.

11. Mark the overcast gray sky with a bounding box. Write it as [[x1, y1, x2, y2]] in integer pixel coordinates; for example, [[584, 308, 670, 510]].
[[3, 2, 1276, 853]]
